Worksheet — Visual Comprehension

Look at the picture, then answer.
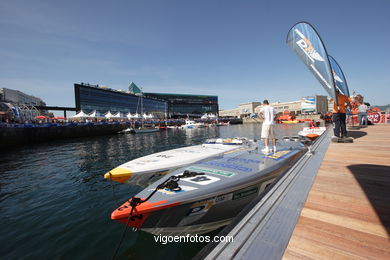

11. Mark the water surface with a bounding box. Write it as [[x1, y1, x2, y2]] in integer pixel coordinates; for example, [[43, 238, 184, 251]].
[[0, 124, 303, 259]]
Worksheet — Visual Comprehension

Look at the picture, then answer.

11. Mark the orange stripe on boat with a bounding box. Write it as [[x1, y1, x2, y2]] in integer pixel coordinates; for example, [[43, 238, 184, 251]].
[[111, 199, 181, 228]]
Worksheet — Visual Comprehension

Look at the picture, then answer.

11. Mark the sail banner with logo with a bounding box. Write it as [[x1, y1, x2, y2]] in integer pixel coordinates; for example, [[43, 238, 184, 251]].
[[287, 22, 337, 105], [328, 55, 350, 97]]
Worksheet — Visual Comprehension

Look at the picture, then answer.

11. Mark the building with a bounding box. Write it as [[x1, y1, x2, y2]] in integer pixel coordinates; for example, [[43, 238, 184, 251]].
[[219, 108, 240, 118], [0, 88, 47, 122], [0, 88, 46, 106], [254, 96, 328, 115], [74, 83, 168, 118], [238, 102, 262, 118], [221, 95, 330, 118], [144, 92, 219, 118]]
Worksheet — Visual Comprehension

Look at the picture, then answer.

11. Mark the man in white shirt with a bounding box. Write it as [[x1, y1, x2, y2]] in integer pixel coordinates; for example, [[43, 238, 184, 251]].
[[259, 100, 276, 153], [358, 103, 368, 126]]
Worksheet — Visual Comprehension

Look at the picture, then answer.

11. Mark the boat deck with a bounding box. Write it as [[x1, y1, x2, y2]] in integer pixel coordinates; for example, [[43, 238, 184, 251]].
[[283, 124, 390, 259]]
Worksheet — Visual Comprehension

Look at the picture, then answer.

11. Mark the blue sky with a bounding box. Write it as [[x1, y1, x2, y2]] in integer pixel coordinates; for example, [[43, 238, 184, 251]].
[[1, 0, 389, 112]]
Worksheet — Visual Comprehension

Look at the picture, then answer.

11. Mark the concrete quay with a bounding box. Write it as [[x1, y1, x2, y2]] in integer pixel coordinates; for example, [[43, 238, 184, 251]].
[[0, 123, 129, 149]]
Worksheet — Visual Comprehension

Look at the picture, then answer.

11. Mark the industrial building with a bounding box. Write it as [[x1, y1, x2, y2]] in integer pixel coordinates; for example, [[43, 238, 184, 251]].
[[220, 95, 329, 118]]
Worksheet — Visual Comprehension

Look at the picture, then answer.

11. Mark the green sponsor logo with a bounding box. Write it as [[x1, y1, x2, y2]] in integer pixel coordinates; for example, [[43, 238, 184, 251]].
[[187, 166, 234, 177], [233, 186, 259, 200]]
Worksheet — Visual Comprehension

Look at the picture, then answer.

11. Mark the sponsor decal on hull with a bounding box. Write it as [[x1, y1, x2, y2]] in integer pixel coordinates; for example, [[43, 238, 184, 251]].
[[263, 150, 294, 161], [149, 185, 198, 195], [186, 166, 235, 177], [232, 186, 259, 200]]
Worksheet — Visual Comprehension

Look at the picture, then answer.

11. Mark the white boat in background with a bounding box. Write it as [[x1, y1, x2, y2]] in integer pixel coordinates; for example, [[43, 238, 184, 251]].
[[104, 137, 256, 186], [179, 120, 206, 129], [298, 126, 326, 140]]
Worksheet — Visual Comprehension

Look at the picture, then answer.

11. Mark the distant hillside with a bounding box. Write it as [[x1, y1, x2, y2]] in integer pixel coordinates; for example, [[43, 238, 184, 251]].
[[372, 104, 390, 111]]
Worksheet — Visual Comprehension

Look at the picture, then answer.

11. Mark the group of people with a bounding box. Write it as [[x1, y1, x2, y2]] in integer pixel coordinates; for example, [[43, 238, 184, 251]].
[[257, 93, 369, 154]]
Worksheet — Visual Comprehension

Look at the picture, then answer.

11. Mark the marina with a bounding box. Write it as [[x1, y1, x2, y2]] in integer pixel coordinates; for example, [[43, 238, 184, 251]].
[[1, 2, 390, 260]]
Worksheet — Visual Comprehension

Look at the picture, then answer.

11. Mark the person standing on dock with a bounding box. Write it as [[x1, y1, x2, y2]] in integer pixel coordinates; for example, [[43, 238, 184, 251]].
[[330, 93, 351, 139], [259, 100, 276, 153], [358, 102, 368, 126]]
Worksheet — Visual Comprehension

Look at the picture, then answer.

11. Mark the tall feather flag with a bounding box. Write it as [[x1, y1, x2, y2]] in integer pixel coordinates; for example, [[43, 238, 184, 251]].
[[287, 22, 338, 105]]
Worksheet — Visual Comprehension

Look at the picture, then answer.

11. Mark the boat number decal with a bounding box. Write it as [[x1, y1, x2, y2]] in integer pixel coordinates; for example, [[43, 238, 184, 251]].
[[199, 160, 252, 172], [263, 150, 293, 161], [182, 175, 220, 185], [233, 186, 259, 200], [187, 166, 235, 177], [150, 185, 197, 195]]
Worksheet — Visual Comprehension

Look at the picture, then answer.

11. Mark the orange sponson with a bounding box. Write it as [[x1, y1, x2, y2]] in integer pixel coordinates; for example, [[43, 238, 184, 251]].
[[111, 199, 181, 228], [306, 134, 319, 140]]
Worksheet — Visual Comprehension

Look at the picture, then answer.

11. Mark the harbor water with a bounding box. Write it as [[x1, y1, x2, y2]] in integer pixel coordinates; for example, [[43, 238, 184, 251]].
[[1, 124, 303, 260]]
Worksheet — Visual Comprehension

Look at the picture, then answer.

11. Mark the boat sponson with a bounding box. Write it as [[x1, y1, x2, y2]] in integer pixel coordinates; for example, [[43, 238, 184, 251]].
[[111, 199, 181, 228], [104, 167, 132, 183]]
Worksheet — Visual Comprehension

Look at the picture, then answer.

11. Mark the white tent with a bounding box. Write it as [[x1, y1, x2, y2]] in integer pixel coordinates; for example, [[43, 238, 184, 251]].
[[142, 113, 148, 119], [126, 112, 133, 119], [105, 111, 114, 119], [113, 112, 124, 118], [71, 110, 89, 118], [133, 113, 141, 118], [88, 110, 104, 118]]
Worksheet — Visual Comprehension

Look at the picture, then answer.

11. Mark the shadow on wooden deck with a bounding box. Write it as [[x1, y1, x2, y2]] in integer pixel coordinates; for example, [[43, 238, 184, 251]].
[[348, 164, 390, 236], [347, 130, 367, 139]]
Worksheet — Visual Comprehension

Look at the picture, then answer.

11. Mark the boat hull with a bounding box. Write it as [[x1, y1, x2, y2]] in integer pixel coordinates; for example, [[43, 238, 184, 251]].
[[111, 141, 306, 235], [105, 138, 256, 185]]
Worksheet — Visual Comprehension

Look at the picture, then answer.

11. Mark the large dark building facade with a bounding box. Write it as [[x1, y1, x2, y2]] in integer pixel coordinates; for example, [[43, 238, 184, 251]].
[[74, 83, 168, 117], [144, 93, 219, 117], [74, 83, 219, 118]]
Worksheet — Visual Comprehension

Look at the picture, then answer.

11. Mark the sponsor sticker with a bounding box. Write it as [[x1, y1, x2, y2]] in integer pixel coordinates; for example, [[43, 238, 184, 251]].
[[150, 185, 197, 195], [263, 150, 293, 161], [181, 175, 220, 185], [233, 186, 259, 200], [214, 193, 233, 204], [156, 154, 173, 158], [199, 160, 252, 172], [187, 200, 214, 216], [187, 166, 235, 177]]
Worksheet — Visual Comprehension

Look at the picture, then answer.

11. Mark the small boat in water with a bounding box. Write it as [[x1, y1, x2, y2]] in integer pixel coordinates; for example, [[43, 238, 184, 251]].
[[110, 140, 306, 235], [298, 126, 326, 140], [104, 137, 256, 185], [179, 120, 206, 129]]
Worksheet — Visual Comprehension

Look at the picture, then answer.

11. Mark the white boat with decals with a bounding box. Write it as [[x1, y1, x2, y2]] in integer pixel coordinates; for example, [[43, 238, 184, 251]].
[[104, 137, 256, 186], [110, 139, 307, 235], [298, 126, 326, 140]]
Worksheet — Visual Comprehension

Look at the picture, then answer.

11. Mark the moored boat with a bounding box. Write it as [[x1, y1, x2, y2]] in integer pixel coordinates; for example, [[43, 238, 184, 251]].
[[298, 126, 326, 140], [104, 137, 256, 185], [110, 140, 306, 235]]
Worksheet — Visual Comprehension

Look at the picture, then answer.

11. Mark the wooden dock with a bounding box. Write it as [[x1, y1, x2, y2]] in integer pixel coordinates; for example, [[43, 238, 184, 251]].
[[283, 124, 390, 259]]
